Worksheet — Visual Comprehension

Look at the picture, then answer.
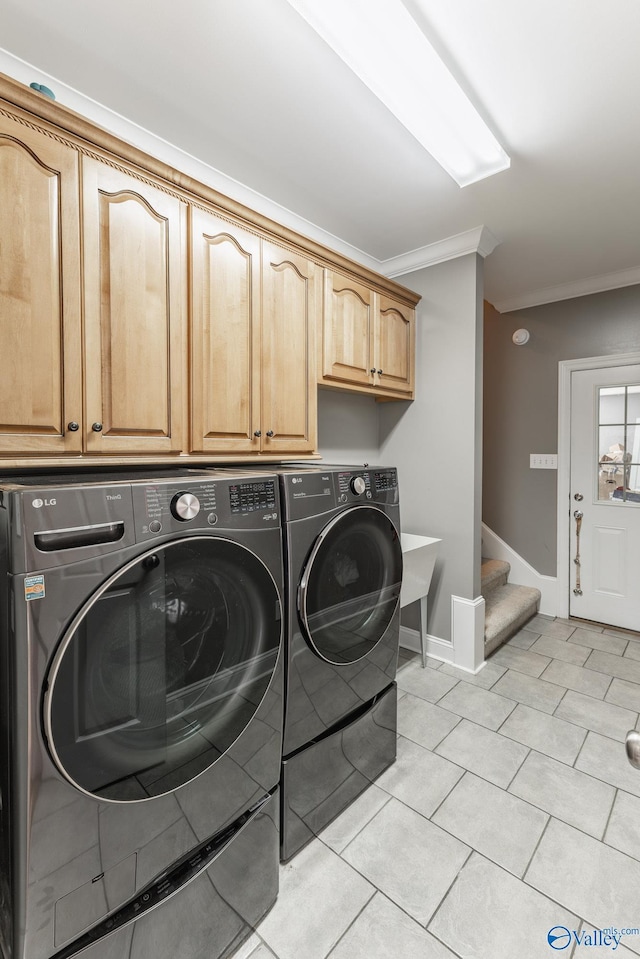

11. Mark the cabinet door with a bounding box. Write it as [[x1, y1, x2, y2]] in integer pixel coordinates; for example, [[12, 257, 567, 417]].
[[261, 242, 318, 454], [320, 271, 374, 388], [82, 159, 187, 453], [373, 295, 415, 397], [0, 117, 82, 454], [190, 208, 261, 453]]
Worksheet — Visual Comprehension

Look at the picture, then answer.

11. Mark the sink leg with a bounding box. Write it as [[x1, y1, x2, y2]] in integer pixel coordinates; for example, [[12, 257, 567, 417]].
[[420, 595, 428, 668]]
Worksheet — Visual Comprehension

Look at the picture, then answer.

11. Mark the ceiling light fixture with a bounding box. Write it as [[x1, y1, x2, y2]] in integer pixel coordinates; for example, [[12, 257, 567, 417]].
[[283, 0, 510, 187]]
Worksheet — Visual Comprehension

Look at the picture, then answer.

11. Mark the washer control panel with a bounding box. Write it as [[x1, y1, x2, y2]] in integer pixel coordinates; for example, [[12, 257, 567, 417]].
[[338, 471, 372, 501], [229, 480, 277, 514], [373, 469, 398, 493], [132, 475, 279, 539]]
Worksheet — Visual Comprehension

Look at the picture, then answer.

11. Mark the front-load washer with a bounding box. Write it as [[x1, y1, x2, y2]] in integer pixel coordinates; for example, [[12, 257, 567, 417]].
[[276, 465, 403, 861], [0, 469, 284, 959]]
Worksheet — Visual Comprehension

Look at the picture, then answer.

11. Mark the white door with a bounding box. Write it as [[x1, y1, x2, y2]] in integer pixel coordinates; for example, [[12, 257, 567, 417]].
[[570, 365, 640, 629]]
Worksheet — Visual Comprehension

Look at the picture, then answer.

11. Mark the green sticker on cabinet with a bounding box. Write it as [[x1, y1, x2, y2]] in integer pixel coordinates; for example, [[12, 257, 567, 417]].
[[25, 575, 45, 601]]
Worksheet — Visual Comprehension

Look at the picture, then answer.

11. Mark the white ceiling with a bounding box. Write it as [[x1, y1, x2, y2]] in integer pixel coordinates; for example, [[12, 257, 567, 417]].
[[2, 0, 640, 311]]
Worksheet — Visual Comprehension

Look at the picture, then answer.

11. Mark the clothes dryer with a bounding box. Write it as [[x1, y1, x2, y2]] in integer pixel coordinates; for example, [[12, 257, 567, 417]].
[[0, 469, 284, 959], [276, 465, 402, 860]]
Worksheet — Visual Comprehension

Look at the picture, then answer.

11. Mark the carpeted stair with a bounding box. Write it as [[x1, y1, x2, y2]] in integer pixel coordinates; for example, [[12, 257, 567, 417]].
[[482, 559, 541, 655]]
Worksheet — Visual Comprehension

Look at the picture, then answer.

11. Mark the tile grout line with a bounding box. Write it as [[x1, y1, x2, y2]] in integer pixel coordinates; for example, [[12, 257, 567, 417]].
[[321, 886, 377, 959], [426, 767, 470, 822], [503, 744, 533, 791], [600, 785, 619, 844], [421, 844, 475, 937]]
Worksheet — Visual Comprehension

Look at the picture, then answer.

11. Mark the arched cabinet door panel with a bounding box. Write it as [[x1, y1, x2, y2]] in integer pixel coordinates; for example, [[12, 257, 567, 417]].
[[374, 295, 415, 396], [0, 115, 82, 453], [321, 271, 373, 388], [261, 242, 319, 455], [82, 158, 187, 454], [190, 208, 261, 454]]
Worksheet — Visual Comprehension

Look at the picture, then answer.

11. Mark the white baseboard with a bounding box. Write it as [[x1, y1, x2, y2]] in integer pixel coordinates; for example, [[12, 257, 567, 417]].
[[400, 626, 494, 676], [481, 523, 558, 616], [399, 626, 453, 664]]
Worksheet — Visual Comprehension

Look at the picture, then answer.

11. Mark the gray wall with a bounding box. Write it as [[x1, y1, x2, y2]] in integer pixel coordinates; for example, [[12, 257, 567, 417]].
[[379, 254, 484, 642], [317, 389, 381, 466], [483, 286, 640, 575]]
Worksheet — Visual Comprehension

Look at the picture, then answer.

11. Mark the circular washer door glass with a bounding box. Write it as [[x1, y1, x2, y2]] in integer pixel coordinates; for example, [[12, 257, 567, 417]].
[[45, 537, 281, 801], [299, 507, 402, 664]]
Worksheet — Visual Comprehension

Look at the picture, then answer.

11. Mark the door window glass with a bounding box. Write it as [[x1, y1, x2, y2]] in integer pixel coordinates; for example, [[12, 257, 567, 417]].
[[300, 507, 402, 664], [598, 385, 640, 504], [45, 538, 281, 801]]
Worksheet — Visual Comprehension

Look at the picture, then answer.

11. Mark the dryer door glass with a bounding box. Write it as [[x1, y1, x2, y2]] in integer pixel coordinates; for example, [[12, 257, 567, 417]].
[[45, 537, 281, 801], [300, 507, 402, 664]]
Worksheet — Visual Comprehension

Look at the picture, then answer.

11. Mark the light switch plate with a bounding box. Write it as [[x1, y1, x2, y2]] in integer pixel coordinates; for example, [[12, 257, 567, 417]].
[[530, 454, 558, 469]]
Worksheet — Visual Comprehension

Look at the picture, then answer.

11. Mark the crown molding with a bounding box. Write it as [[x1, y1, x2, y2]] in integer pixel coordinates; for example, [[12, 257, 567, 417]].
[[379, 226, 501, 279], [13, 49, 637, 313], [493, 265, 640, 313], [0, 47, 383, 275]]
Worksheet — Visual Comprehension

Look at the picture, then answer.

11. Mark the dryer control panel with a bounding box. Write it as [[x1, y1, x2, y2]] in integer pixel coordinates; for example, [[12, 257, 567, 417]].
[[282, 466, 399, 521]]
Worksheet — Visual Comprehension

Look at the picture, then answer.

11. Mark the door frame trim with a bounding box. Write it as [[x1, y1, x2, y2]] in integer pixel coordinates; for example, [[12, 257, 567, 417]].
[[557, 350, 640, 618]]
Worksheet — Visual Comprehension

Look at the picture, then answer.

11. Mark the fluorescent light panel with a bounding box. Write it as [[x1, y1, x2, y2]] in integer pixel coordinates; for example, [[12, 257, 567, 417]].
[[284, 0, 510, 187]]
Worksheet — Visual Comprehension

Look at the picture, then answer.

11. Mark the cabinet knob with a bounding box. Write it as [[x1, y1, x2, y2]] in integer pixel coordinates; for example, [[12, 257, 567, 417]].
[[266, 430, 275, 438], [377, 369, 383, 375], [254, 430, 262, 437], [67, 421, 80, 432], [370, 368, 376, 374], [92, 422, 103, 432]]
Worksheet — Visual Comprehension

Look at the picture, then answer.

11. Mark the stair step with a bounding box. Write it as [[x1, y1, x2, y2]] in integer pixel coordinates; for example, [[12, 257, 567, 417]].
[[484, 582, 541, 656], [481, 558, 511, 597]]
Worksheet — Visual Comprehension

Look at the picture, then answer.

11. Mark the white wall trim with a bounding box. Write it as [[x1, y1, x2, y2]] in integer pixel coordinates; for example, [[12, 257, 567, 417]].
[[380, 226, 501, 279], [5, 49, 640, 316], [451, 594, 485, 672], [399, 626, 454, 664], [0, 47, 381, 273], [481, 523, 558, 616], [0, 48, 501, 285], [494, 267, 640, 314], [557, 351, 640, 619]]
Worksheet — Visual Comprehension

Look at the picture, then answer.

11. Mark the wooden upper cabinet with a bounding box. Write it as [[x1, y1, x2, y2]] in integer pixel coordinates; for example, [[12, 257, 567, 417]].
[[0, 115, 82, 453], [374, 295, 415, 396], [0, 79, 420, 465], [82, 158, 187, 454], [261, 242, 319, 454], [319, 269, 416, 400], [190, 208, 261, 453], [321, 271, 374, 388]]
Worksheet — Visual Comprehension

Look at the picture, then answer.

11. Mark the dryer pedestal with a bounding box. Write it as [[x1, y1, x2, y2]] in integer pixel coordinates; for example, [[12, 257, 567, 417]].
[[52, 789, 280, 959], [280, 683, 397, 862]]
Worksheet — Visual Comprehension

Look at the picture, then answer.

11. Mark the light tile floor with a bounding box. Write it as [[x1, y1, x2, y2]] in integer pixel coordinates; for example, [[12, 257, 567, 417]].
[[234, 617, 640, 959]]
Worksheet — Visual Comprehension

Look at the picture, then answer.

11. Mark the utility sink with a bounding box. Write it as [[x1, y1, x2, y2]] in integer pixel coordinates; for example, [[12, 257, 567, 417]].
[[400, 533, 441, 666]]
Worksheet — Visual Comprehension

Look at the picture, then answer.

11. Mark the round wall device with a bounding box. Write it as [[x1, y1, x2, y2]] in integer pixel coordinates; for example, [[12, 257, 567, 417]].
[[512, 328, 530, 346]]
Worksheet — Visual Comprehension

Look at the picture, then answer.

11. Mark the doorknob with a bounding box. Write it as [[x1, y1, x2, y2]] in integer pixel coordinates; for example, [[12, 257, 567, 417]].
[[626, 730, 640, 770], [574, 493, 583, 501], [573, 509, 583, 520]]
